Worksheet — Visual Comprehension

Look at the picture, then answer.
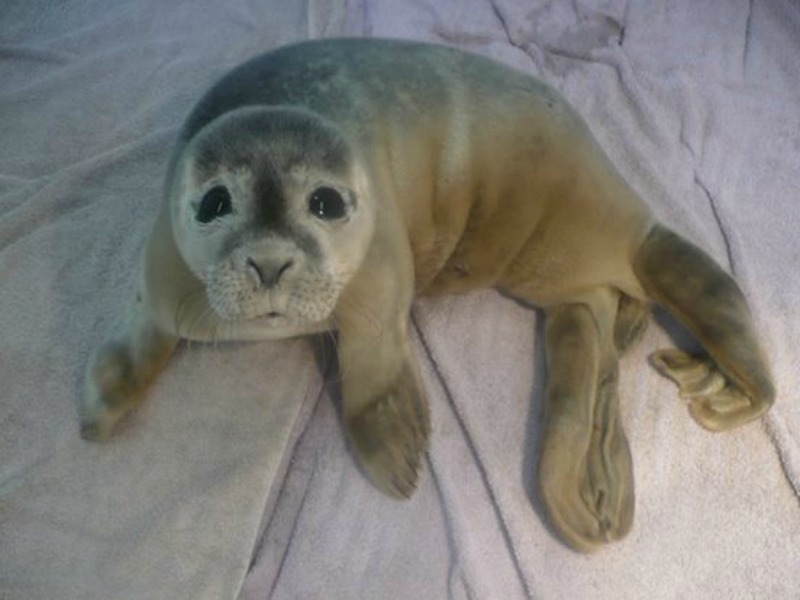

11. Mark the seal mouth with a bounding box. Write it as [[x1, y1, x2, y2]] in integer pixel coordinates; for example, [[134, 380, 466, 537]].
[[251, 310, 292, 326]]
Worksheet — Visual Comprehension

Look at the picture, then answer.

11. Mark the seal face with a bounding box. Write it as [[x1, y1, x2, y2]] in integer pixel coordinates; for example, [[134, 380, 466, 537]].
[[171, 106, 374, 329]]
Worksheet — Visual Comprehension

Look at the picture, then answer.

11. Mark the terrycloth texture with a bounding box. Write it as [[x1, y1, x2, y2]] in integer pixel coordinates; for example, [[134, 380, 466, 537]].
[[1, 1, 798, 600]]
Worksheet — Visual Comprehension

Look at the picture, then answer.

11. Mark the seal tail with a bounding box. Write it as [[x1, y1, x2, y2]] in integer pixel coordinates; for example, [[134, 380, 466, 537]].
[[632, 224, 774, 431]]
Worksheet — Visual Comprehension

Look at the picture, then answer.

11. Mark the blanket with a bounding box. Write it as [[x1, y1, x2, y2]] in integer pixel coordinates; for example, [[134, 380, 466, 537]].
[[2, 1, 798, 598]]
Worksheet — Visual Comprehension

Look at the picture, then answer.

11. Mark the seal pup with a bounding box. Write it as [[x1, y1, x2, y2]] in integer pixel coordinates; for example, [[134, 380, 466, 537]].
[[81, 38, 774, 552]]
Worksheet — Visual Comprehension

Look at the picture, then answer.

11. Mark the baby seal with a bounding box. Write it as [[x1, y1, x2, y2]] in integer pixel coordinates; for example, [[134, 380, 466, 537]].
[[81, 38, 774, 552]]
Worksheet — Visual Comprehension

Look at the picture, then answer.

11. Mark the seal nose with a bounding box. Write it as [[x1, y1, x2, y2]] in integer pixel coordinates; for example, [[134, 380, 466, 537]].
[[246, 257, 293, 288]]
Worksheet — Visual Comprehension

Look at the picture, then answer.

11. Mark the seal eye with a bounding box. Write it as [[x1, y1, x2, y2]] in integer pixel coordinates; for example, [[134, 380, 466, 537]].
[[309, 187, 347, 221], [197, 185, 233, 223]]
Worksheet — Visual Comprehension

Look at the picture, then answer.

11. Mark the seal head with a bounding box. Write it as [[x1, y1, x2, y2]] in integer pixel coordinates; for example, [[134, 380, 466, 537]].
[[170, 106, 374, 328]]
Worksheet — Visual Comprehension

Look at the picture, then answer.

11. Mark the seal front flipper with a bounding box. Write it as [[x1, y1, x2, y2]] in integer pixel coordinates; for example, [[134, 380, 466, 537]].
[[81, 294, 178, 442], [337, 307, 431, 499], [345, 350, 430, 499], [335, 228, 430, 499], [633, 225, 775, 431], [82, 206, 189, 442]]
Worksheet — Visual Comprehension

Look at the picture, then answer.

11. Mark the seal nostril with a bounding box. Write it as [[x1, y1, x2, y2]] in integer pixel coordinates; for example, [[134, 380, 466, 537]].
[[246, 257, 264, 286], [277, 260, 293, 280]]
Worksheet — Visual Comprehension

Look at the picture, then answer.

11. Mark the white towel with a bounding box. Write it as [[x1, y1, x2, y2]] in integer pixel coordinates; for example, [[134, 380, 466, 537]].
[[1, 0, 798, 598]]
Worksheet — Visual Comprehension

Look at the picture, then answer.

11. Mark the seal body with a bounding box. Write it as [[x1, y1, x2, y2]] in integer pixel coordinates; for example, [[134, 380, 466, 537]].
[[178, 39, 652, 312], [82, 38, 774, 553]]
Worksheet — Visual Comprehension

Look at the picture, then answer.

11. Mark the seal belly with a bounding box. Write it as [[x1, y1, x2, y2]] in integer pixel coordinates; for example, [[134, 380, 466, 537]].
[[404, 83, 652, 305]]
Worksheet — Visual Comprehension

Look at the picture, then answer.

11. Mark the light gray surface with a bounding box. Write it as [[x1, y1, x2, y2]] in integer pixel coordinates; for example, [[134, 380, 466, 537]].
[[1, 1, 798, 599]]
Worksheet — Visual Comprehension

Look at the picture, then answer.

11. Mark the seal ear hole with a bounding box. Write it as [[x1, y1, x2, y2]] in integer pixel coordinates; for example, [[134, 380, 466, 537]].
[[196, 185, 233, 223], [309, 187, 347, 221]]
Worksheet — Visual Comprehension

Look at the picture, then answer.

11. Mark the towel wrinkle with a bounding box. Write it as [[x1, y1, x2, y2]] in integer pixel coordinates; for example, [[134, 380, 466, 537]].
[[742, 0, 754, 76], [242, 368, 329, 582], [694, 174, 736, 275], [412, 312, 533, 600], [488, 0, 525, 54], [245, 444, 312, 575], [764, 412, 800, 502], [414, 317, 474, 597], [265, 463, 315, 599], [0, 128, 173, 253], [0, 45, 72, 65], [423, 454, 473, 600]]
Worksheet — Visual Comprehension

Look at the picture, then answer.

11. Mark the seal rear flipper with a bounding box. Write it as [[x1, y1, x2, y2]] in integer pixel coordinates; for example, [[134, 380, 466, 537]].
[[538, 291, 634, 552], [633, 224, 775, 431], [613, 294, 649, 355]]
